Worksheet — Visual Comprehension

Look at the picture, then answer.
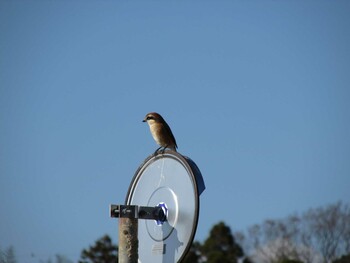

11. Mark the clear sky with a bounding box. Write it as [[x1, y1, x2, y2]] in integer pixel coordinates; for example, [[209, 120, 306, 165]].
[[1, 1, 349, 262]]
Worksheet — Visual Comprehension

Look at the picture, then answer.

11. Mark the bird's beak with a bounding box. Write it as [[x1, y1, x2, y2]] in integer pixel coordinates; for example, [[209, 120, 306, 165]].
[[142, 119, 146, 122]]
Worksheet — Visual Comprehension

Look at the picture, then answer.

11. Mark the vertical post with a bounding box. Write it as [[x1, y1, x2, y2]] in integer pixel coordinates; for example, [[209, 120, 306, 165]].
[[118, 217, 138, 263]]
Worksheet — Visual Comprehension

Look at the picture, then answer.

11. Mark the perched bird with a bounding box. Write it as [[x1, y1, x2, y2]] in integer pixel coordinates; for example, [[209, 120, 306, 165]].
[[143, 112, 178, 153]]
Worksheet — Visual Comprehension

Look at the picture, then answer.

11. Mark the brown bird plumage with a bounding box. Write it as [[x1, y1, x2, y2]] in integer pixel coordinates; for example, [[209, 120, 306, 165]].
[[143, 112, 177, 152]]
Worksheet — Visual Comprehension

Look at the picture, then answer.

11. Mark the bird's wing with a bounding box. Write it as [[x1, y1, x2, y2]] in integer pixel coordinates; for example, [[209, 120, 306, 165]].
[[164, 121, 178, 149]]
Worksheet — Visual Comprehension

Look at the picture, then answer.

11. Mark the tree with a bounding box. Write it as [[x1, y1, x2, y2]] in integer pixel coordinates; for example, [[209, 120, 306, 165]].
[[183, 241, 202, 263], [332, 253, 350, 263], [0, 246, 16, 263], [303, 202, 350, 263], [243, 217, 309, 263], [0, 247, 4, 263], [278, 259, 304, 263], [201, 221, 244, 263], [41, 254, 73, 263], [55, 254, 74, 263], [79, 235, 118, 263], [237, 202, 350, 263]]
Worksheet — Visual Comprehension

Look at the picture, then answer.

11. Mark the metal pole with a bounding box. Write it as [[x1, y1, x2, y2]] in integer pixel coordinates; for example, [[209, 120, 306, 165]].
[[118, 217, 138, 263]]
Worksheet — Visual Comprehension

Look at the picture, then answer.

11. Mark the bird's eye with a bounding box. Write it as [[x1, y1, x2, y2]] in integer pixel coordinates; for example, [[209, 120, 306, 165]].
[[147, 116, 153, 120]]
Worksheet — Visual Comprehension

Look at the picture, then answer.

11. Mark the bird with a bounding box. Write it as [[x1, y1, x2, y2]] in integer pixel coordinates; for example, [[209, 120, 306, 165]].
[[142, 112, 178, 153]]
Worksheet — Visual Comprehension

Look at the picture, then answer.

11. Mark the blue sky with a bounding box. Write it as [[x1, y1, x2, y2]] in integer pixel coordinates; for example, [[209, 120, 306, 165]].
[[1, 1, 349, 262]]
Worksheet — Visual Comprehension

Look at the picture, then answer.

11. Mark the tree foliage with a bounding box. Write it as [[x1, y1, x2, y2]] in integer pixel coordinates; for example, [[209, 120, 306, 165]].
[[183, 221, 244, 263], [0, 246, 16, 263], [3, 202, 349, 263], [332, 253, 350, 263], [182, 241, 202, 263], [79, 235, 118, 263], [202, 221, 244, 263], [237, 202, 350, 263], [41, 254, 74, 263], [304, 202, 350, 262], [54, 254, 74, 263]]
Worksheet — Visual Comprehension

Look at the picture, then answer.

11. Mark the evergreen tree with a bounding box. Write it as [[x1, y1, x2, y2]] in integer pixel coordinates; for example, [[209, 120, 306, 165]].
[[201, 221, 244, 263], [5, 247, 16, 263], [183, 241, 202, 263], [79, 235, 118, 263], [0, 247, 17, 263]]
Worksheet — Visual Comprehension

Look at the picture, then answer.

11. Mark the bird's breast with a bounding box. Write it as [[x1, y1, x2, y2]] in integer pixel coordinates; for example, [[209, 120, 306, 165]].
[[149, 123, 163, 145]]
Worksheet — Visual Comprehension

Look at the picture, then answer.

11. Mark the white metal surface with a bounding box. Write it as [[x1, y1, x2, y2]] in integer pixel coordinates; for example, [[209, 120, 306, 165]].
[[126, 151, 202, 263]]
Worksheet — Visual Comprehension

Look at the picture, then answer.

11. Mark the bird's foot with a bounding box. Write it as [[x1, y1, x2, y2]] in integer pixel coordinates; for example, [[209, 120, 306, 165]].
[[154, 146, 168, 156], [153, 147, 162, 156]]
